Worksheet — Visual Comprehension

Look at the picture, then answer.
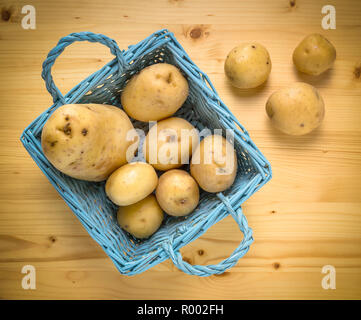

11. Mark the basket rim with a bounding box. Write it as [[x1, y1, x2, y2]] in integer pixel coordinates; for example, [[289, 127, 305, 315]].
[[20, 29, 272, 275]]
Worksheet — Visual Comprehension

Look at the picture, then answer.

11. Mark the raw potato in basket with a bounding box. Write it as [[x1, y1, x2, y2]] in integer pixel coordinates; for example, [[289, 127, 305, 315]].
[[156, 169, 199, 217], [117, 194, 164, 239], [121, 63, 189, 121], [41, 103, 138, 181], [105, 162, 158, 206], [190, 135, 238, 193], [143, 117, 199, 171]]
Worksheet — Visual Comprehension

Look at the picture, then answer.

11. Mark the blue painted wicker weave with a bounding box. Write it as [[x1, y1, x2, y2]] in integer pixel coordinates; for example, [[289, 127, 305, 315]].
[[20, 30, 271, 276]]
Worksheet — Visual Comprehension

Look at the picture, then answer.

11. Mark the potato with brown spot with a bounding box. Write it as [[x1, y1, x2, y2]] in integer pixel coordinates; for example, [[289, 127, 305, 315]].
[[117, 194, 164, 239], [143, 117, 199, 171], [121, 63, 189, 121], [156, 169, 199, 216], [190, 135, 237, 193], [106, 162, 158, 206], [266, 82, 325, 135], [293, 34, 336, 75], [41, 104, 138, 181], [224, 43, 271, 89]]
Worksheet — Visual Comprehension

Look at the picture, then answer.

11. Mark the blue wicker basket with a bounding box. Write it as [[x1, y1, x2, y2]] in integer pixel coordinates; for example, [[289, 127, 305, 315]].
[[20, 29, 271, 276]]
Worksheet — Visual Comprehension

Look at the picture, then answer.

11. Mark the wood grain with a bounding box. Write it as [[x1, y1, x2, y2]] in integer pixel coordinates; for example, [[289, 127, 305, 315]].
[[0, 0, 361, 299]]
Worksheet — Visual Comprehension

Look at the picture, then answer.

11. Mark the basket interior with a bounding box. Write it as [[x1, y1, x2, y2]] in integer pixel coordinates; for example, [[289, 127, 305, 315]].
[[25, 40, 265, 274]]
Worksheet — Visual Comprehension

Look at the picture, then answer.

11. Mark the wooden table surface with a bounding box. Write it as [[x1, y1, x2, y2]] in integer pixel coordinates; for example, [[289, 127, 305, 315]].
[[1, 0, 361, 300]]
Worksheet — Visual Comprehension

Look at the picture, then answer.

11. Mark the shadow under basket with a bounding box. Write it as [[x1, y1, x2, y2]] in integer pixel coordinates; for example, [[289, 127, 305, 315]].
[[20, 29, 272, 276]]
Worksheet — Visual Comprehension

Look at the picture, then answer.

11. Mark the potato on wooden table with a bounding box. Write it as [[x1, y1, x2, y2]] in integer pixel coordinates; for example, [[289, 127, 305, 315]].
[[266, 82, 325, 135], [293, 33, 336, 76], [224, 42, 272, 89]]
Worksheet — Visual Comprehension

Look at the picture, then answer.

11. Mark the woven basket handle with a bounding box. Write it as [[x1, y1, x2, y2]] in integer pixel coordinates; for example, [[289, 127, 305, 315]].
[[162, 194, 254, 276], [41, 31, 126, 103]]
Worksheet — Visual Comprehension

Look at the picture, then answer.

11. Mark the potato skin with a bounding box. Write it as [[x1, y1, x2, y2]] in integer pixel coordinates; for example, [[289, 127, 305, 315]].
[[121, 63, 189, 121], [266, 82, 325, 135], [117, 194, 164, 239], [190, 135, 237, 193], [41, 104, 138, 181], [143, 117, 199, 171], [105, 162, 158, 206], [156, 169, 199, 216], [293, 33, 336, 75], [224, 43, 271, 89]]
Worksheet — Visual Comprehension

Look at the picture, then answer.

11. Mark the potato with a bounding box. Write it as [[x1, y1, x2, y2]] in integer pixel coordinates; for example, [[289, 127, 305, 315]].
[[105, 162, 158, 206], [293, 33, 336, 75], [190, 135, 237, 193], [117, 194, 164, 239], [224, 42, 271, 89], [121, 63, 189, 122], [41, 104, 138, 181], [156, 169, 199, 216], [266, 82, 325, 135], [143, 117, 199, 171]]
